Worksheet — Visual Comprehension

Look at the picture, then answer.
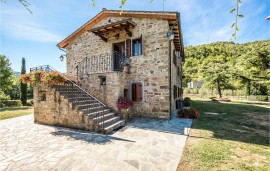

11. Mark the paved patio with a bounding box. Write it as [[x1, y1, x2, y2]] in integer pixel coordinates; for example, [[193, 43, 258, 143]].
[[0, 114, 192, 171]]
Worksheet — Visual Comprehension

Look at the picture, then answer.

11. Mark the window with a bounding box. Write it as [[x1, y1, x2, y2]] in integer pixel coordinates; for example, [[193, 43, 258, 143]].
[[174, 85, 177, 99], [132, 39, 142, 56], [39, 90, 46, 101], [132, 83, 143, 102], [98, 75, 106, 85], [177, 66, 180, 76], [132, 34, 143, 56]]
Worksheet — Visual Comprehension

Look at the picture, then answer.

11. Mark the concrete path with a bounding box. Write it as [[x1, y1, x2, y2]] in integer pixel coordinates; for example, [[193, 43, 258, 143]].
[[0, 114, 192, 171]]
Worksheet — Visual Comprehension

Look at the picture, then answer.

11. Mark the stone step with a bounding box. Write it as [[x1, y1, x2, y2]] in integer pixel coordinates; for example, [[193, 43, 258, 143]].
[[97, 116, 120, 127], [75, 103, 101, 109], [72, 100, 97, 105], [81, 106, 107, 114], [57, 90, 83, 94], [84, 109, 111, 117], [103, 119, 125, 134], [92, 112, 115, 122], [66, 96, 92, 101]]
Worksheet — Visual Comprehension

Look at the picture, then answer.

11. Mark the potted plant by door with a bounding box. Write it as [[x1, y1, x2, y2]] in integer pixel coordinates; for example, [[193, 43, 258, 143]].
[[117, 97, 133, 122], [122, 58, 131, 73]]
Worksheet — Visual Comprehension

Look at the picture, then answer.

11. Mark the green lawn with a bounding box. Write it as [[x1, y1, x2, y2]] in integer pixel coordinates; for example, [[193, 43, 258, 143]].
[[178, 99, 270, 171], [0, 106, 34, 120]]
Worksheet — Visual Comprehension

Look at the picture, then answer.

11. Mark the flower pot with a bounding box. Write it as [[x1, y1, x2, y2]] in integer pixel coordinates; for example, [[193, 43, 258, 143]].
[[123, 66, 129, 73], [120, 108, 131, 122]]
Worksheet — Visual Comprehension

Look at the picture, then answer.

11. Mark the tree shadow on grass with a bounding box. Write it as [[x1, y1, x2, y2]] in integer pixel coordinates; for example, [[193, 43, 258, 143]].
[[191, 100, 270, 146], [50, 126, 135, 144]]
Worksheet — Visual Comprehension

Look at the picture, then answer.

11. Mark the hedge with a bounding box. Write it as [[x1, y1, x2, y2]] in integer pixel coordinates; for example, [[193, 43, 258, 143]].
[[0, 100, 22, 107], [247, 95, 268, 102]]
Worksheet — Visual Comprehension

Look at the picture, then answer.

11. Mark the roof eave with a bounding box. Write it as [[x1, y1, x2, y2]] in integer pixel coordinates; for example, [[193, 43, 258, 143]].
[[57, 10, 178, 49]]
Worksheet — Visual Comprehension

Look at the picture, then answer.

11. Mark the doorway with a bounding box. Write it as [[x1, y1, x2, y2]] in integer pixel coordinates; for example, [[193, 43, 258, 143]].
[[113, 41, 125, 71]]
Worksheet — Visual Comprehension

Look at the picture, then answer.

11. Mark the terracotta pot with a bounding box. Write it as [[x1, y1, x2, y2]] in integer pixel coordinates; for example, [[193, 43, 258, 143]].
[[123, 66, 129, 73], [121, 108, 131, 122]]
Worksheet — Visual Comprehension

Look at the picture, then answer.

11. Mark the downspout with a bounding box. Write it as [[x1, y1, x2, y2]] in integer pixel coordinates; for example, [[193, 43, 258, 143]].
[[169, 39, 172, 120], [177, 12, 185, 103]]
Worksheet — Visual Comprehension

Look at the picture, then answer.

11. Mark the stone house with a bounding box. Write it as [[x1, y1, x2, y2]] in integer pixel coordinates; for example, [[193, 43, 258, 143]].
[[34, 9, 184, 133]]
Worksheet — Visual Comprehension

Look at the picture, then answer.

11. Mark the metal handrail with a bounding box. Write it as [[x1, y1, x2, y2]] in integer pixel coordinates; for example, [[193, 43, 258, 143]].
[[49, 65, 107, 108], [76, 52, 128, 81]]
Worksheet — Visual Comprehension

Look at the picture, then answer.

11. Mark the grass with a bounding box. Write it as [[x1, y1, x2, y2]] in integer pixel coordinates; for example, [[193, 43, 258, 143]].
[[0, 106, 34, 120], [178, 99, 270, 171]]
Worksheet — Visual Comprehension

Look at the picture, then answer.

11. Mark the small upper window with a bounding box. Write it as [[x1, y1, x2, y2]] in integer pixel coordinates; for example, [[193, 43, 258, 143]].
[[132, 39, 142, 56]]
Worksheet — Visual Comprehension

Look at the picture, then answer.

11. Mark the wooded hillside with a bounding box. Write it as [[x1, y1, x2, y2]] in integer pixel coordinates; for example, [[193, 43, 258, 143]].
[[183, 40, 270, 98]]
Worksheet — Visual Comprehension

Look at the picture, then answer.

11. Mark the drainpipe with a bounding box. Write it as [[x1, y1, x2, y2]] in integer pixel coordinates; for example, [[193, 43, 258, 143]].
[[167, 24, 176, 120], [169, 39, 172, 120]]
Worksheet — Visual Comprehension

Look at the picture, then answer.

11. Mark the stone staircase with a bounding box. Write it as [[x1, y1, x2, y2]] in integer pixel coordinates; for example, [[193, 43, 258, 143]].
[[51, 85, 125, 134]]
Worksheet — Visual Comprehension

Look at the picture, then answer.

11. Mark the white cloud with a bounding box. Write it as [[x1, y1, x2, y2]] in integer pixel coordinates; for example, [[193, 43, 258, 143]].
[[1, 6, 62, 43], [2, 21, 62, 42]]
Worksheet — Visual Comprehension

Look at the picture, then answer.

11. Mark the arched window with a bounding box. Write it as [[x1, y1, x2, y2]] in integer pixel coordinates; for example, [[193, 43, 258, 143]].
[[131, 82, 143, 102]]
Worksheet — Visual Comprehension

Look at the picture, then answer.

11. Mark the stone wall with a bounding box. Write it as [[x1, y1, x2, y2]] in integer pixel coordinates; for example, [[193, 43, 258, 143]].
[[65, 16, 182, 119], [34, 86, 97, 131]]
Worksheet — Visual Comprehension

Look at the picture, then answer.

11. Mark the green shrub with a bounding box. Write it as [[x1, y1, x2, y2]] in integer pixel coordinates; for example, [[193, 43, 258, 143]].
[[247, 95, 268, 101], [26, 99, 34, 106], [0, 100, 22, 107], [184, 97, 191, 101], [0, 91, 10, 100]]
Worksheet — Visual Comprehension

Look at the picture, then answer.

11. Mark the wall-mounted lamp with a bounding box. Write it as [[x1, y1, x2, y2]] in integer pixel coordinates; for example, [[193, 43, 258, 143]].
[[167, 30, 175, 40], [59, 54, 66, 62]]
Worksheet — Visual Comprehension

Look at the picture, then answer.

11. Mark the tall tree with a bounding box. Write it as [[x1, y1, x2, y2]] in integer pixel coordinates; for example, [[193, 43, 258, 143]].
[[20, 58, 27, 105], [0, 55, 14, 93]]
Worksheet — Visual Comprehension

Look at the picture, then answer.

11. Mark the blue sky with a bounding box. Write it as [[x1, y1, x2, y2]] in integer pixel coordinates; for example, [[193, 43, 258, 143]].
[[0, 0, 269, 73]]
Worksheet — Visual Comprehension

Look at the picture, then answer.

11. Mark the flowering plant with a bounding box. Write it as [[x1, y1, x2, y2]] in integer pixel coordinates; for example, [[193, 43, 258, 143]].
[[20, 73, 33, 84], [32, 71, 45, 85], [117, 97, 133, 110], [20, 71, 66, 85], [43, 72, 65, 85]]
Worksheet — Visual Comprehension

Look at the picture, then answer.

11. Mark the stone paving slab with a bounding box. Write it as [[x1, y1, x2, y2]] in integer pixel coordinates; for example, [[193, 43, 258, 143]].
[[0, 114, 192, 171]]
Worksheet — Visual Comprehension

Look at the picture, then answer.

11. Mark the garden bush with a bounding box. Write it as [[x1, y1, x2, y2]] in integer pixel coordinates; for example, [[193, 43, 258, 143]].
[[177, 109, 200, 119], [184, 97, 191, 101], [0, 100, 22, 107], [26, 99, 34, 106], [247, 95, 268, 101]]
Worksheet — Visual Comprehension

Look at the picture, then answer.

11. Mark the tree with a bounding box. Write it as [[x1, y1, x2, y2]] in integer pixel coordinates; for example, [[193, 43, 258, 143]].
[[183, 40, 270, 98], [20, 57, 27, 105], [0, 55, 14, 93]]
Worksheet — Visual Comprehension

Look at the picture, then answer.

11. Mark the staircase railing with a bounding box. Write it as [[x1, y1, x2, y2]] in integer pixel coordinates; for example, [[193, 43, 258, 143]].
[[76, 52, 127, 80], [29, 65, 107, 131]]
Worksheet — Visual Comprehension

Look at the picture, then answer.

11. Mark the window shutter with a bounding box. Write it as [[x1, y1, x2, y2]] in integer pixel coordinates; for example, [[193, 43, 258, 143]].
[[140, 34, 143, 55], [126, 39, 131, 57], [136, 84, 143, 101]]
